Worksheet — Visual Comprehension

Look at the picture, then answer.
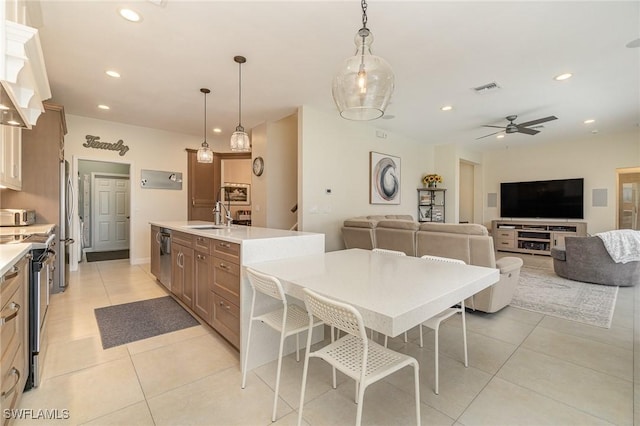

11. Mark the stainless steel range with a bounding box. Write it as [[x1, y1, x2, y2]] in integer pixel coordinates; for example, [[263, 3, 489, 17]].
[[0, 226, 56, 389]]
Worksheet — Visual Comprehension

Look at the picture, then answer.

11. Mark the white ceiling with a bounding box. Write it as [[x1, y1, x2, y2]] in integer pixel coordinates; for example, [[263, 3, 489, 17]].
[[35, 1, 640, 151]]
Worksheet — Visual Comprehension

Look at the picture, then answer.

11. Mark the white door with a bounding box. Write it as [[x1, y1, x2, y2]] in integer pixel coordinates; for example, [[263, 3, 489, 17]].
[[93, 177, 130, 251]]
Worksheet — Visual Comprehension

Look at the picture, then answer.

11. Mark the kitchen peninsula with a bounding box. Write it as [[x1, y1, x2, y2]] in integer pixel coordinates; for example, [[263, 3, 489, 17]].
[[149, 221, 324, 372]]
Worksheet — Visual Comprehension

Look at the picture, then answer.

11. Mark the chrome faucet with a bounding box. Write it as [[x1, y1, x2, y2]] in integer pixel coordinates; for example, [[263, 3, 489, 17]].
[[215, 200, 233, 227]]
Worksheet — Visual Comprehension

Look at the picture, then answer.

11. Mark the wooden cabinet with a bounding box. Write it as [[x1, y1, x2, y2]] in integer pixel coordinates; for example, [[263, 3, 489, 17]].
[[417, 188, 446, 222], [150, 225, 161, 280], [171, 231, 194, 308], [187, 149, 220, 221], [211, 239, 240, 348], [193, 236, 211, 321], [0, 125, 22, 190], [492, 220, 587, 256], [0, 255, 29, 425]]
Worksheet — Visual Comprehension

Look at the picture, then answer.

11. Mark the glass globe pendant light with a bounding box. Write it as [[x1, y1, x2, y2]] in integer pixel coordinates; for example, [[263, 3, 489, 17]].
[[196, 88, 213, 163], [332, 0, 394, 121], [230, 55, 251, 152]]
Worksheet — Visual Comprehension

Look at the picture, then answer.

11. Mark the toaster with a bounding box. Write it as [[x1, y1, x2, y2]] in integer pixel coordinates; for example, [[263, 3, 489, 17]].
[[0, 209, 36, 226]]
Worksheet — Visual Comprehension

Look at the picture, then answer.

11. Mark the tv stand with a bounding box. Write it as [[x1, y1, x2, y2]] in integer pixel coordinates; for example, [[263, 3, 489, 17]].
[[492, 220, 587, 256]]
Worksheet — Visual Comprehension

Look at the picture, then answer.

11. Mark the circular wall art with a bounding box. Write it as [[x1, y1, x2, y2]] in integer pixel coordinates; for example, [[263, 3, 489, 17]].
[[370, 152, 400, 204]]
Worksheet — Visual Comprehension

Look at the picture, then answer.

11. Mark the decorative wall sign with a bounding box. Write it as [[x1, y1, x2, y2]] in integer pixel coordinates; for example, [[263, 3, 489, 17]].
[[140, 169, 183, 190], [370, 151, 401, 204], [83, 135, 130, 156]]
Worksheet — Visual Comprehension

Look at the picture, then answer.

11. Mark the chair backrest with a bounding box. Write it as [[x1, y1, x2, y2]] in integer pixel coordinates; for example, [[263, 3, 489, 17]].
[[372, 248, 407, 256], [303, 288, 367, 340], [245, 267, 286, 302], [420, 254, 466, 265]]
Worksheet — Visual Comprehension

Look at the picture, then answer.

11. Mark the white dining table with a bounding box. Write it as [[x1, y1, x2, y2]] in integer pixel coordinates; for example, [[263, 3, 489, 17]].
[[245, 248, 500, 338]]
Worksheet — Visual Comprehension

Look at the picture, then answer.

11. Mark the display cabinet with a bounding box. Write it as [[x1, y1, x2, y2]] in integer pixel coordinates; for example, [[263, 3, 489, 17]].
[[417, 188, 446, 223]]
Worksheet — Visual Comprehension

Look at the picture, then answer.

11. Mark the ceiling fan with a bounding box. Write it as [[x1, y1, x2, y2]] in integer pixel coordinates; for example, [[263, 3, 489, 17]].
[[476, 115, 557, 139]]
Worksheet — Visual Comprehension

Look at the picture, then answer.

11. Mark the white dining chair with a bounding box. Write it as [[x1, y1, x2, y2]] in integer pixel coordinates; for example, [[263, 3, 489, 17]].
[[419, 254, 469, 395], [298, 288, 421, 426], [242, 267, 323, 422], [371, 248, 409, 345]]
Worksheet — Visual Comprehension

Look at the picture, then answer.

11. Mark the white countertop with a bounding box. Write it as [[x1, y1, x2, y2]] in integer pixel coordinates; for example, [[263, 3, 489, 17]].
[[149, 221, 320, 244], [0, 244, 32, 277], [0, 224, 56, 236]]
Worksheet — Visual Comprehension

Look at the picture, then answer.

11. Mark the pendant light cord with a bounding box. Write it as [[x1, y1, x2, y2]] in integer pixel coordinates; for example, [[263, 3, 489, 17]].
[[361, 0, 368, 29], [238, 61, 242, 128], [203, 91, 207, 144]]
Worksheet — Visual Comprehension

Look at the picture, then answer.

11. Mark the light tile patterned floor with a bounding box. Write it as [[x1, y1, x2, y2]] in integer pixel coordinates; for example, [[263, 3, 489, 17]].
[[14, 253, 636, 425]]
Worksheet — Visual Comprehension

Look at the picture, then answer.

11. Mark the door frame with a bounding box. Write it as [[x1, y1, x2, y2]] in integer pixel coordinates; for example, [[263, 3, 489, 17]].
[[616, 166, 640, 230], [71, 155, 133, 271], [88, 172, 130, 253]]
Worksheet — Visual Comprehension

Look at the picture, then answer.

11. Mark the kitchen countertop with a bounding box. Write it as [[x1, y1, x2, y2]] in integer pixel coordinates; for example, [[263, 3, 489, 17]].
[[0, 224, 56, 236], [0, 224, 55, 277], [149, 221, 319, 244]]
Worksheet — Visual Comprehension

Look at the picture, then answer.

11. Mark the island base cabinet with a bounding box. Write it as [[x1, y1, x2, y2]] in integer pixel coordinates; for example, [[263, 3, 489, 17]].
[[171, 241, 194, 309], [211, 293, 240, 348]]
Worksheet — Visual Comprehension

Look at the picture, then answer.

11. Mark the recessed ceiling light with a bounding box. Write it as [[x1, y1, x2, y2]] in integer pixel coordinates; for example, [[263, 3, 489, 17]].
[[583, 119, 595, 124], [496, 134, 505, 139], [6, 120, 20, 126], [106, 70, 121, 78], [98, 104, 110, 110], [440, 105, 453, 111], [554, 73, 573, 81], [213, 128, 222, 133], [119, 8, 141, 22]]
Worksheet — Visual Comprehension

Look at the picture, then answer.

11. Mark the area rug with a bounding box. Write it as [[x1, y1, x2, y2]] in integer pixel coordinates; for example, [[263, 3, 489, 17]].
[[86, 249, 129, 262], [510, 267, 618, 328], [94, 296, 199, 349]]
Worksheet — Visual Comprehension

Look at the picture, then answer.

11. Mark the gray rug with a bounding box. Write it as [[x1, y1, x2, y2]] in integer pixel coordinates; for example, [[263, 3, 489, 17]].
[[86, 250, 129, 262], [510, 268, 618, 328], [95, 296, 199, 349]]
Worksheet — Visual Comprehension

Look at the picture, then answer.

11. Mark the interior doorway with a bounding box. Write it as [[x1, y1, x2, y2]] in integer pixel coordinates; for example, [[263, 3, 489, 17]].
[[459, 160, 475, 223], [617, 167, 640, 230], [78, 160, 131, 262]]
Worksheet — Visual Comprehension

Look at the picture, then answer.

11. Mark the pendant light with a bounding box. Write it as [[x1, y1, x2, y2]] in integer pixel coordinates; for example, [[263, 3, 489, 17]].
[[332, 0, 394, 121], [196, 88, 213, 163], [230, 55, 251, 152]]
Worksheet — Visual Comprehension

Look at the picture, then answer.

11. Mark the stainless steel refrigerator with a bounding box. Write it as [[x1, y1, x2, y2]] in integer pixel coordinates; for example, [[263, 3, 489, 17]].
[[54, 160, 74, 293]]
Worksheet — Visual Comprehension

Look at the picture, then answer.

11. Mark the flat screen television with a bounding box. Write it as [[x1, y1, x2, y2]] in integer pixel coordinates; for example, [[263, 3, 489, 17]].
[[500, 178, 584, 219]]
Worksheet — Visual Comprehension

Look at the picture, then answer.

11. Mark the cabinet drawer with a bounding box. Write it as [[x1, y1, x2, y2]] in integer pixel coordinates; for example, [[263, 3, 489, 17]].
[[194, 235, 210, 254], [1, 283, 24, 361], [212, 257, 240, 306], [172, 231, 193, 248], [495, 238, 515, 249], [495, 230, 515, 239], [1, 260, 24, 308], [211, 293, 240, 349], [212, 240, 240, 264]]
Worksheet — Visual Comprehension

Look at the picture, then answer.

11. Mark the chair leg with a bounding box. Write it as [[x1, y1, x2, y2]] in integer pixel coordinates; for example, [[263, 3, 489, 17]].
[[434, 325, 440, 395], [331, 327, 337, 389], [413, 362, 421, 426], [241, 318, 255, 389], [355, 382, 366, 426], [297, 351, 311, 426], [296, 333, 300, 362], [419, 324, 424, 348], [404, 331, 408, 343], [461, 300, 468, 367], [384, 335, 388, 348], [272, 331, 287, 422]]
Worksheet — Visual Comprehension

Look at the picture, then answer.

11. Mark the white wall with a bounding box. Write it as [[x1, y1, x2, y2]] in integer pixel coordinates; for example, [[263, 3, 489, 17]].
[[299, 105, 433, 252], [266, 113, 297, 230], [482, 129, 640, 234], [65, 114, 201, 264]]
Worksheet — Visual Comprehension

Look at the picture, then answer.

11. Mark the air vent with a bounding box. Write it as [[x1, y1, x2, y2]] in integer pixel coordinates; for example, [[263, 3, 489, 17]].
[[472, 82, 501, 93]]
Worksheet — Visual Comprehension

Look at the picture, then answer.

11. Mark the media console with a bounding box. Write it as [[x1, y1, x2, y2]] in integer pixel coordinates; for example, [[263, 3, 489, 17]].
[[491, 220, 587, 256]]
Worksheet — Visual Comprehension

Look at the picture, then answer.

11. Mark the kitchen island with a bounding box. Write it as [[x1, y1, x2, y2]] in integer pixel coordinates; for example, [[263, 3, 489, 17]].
[[149, 221, 325, 372]]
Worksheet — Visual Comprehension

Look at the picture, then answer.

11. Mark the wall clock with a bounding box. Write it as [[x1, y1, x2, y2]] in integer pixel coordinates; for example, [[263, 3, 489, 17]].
[[252, 156, 264, 176]]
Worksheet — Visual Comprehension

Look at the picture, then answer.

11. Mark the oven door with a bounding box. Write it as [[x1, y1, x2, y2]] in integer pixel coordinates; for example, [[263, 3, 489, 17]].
[[29, 248, 55, 388]]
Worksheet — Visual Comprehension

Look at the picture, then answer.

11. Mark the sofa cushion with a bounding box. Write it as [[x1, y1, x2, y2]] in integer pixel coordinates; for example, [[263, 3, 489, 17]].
[[418, 222, 488, 236], [377, 219, 420, 231], [343, 217, 378, 228]]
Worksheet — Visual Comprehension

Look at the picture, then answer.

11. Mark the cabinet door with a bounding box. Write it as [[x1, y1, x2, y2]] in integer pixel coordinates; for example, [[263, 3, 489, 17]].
[[180, 247, 194, 308], [552, 232, 574, 249], [0, 125, 22, 190], [194, 250, 212, 321], [150, 226, 161, 279]]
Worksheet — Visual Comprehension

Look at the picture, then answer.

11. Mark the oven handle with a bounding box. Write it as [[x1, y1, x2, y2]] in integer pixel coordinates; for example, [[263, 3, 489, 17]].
[[0, 367, 20, 399]]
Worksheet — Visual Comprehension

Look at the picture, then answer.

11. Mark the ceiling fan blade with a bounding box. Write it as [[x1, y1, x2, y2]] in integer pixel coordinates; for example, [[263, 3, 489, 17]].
[[482, 125, 507, 129], [476, 130, 504, 140], [516, 127, 540, 135], [517, 115, 557, 128]]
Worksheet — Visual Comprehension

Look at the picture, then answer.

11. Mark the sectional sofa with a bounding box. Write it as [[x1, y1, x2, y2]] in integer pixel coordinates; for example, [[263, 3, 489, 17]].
[[342, 215, 524, 313]]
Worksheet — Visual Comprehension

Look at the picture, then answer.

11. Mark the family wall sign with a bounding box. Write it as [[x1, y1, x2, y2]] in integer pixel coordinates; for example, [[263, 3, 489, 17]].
[[83, 135, 130, 156]]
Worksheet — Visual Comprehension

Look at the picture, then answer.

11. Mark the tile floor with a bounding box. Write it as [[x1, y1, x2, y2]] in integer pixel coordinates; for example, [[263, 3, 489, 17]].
[[14, 253, 636, 425]]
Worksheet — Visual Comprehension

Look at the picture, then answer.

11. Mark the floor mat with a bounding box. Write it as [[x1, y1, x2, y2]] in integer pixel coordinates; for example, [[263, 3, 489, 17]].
[[86, 250, 129, 262], [94, 296, 200, 349]]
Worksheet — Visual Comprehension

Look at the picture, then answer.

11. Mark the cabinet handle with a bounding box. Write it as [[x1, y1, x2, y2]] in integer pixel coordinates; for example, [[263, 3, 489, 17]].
[[177, 252, 184, 268], [155, 232, 161, 244], [1, 367, 20, 399], [218, 242, 231, 249], [219, 262, 229, 271], [218, 300, 231, 311], [0, 302, 20, 326], [2, 266, 19, 281]]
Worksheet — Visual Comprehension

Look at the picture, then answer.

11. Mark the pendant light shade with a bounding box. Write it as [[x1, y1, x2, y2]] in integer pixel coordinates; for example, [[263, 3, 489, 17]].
[[230, 55, 251, 152], [332, 0, 394, 121], [197, 88, 213, 163]]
